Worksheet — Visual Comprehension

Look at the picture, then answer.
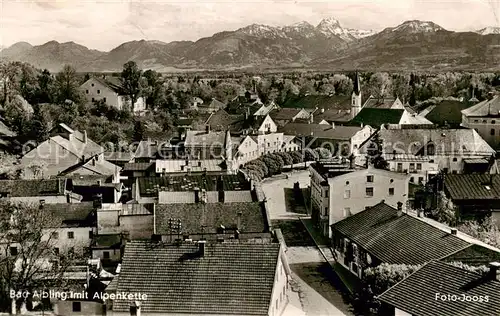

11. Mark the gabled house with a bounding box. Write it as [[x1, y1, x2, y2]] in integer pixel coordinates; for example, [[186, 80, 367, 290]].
[[20, 123, 106, 177], [0, 178, 82, 204], [97, 203, 154, 240], [331, 202, 470, 279], [444, 174, 500, 223], [357, 126, 496, 184], [184, 128, 232, 161], [269, 108, 310, 127], [198, 98, 226, 113], [59, 154, 121, 179], [80, 76, 146, 113], [310, 162, 409, 236], [378, 260, 500, 316], [254, 101, 279, 116], [67, 175, 124, 204], [461, 94, 500, 149], [107, 241, 290, 316]]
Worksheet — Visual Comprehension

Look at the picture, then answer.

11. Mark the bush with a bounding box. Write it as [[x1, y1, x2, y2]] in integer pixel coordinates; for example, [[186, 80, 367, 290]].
[[268, 153, 284, 170], [314, 147, 332, 159], [277, 152, 293, 166], [290, 151, 304, 164], [262, 156, 280, 175], [304, 149, 318, 162]]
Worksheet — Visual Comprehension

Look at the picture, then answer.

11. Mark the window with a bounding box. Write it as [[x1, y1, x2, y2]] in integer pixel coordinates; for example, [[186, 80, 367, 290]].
[[416, 163, 422, 170], [389, 188, 394, 196], [97, 89, 101, 94], [483, 120, 487, 123], [72, 302, 81, 312], [409, 163, 415, 170], [427, 143, 435, 155], [53, 248, 59, 255], [397, 163, 403, 172], [103, 251, 110, 259], [130, 305, 138, 316], [452, 170, 457, 174], [323, 206, 329, 216], [366, 175, 374, 183], [89, 231, 93, 239], [418, 177, 424, 184], [85, 90, 89, 94], [103, 97, 106, 103], [91, 97, 95, 102], [91, 83, 94, 87], [67, 231, 74, 239], [343, 207, 351, 217], [491, 128, 495, 136], [51, 231, 59, 239], [344, 190, 351, 199], [410, 177, 414, 183], [324, 190, 329, 198], [474, 120, 479, 123], [429, 160, 434, 163], [453, 157, 458, 162], [390, 179, 394, 183], [366, 187, 374, 197], [493, 120, 497, 124], [10, 246, 18, 256], [345, 181, 350, 186]]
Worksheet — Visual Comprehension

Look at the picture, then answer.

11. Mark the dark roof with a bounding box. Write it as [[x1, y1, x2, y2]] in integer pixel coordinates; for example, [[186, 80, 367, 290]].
[[282, 95, 351, 110], [378, 260, 500, 316], [42, 202, 95, 228], [269, 108, 304, 120], [331, 202, 470, 265], [155, 202, 267, 235], [113, 241, 280, 315], [69, 175, 113, 186], [442, 244, 500, 266], [138, 173, 250, 195], [425, 100, 472, 127], [206, 109, 243, 131], [314, 109, 352, 123], [0, 179, 66, 197], [103, 151, 133, 162], [445, 174, 500, 200], [123, 162, 155, 172], [92, 234, 122, 249], [92, 76, 124, 94], [363, 97, 401, 109], [279, 123, 363, 140], [351, 108, 404, 128]]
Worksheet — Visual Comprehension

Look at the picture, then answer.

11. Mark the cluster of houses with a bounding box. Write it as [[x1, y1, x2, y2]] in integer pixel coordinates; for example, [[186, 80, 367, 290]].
[[2, 73, 500, 316]]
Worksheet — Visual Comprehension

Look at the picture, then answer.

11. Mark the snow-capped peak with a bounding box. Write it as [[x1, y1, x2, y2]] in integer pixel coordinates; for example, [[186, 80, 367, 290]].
[[392, 20, 445, 33], [476, 26, 500, 35], [316, 17, 376, 41], [237, 24, 288, 39]]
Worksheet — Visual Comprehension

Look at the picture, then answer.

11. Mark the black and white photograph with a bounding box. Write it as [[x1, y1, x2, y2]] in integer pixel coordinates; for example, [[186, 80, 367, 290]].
[[1, 0, 500, 315]]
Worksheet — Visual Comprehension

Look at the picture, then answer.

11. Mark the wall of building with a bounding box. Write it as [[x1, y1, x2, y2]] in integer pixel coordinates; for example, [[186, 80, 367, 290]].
[[46, 227, 94, 254], [81, 79, 120, 109], [21, 139, 81, 177], [327, 169, 409, 236], [224, 191, 253, 203], [93, 248, 121, 262], [387, 160, 439, 184], [97, 209, 120, 232], [310, 167, 331, 236], [462, 116, 500, 148], [351, 126, 373, 153], [159, 191, 195, 204], [119, 215, 153, 239], [258, 115, 278, 133], [55, 300, 104, 316], [268, 252, 289, 316], [395, 308, 413, 316], [8, 195, 78, 204]]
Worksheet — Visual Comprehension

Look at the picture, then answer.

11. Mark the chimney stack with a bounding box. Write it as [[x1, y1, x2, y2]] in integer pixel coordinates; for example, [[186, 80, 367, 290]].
[[488, 262, 500, 281], [198, 240, 206, 257], [397, 202, 403, 216], [206, 125, 210, 133], [83, 130, 87, 144], [236, 211, 242, 230], [451, 228, 458, 235]]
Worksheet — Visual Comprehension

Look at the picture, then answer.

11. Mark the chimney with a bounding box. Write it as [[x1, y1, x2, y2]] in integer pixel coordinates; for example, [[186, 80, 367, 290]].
[[194, 188, 200, 203], [450, 228, 458, 235], [83, 130, 87, 144], [198, 240, 206, 257], [349, 154, 355, 169], [206, 125, 210, 133], [236, 211, 242, 230], [92, 157, 96, 166], [97, 180, 102, 186], [397, 202, 403, 216], [488, 262, 500, 281]]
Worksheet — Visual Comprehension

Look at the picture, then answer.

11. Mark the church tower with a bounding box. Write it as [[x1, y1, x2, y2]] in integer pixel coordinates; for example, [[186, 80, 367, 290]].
[[351, 72, 362, 117], [224, 130, 234, 171]]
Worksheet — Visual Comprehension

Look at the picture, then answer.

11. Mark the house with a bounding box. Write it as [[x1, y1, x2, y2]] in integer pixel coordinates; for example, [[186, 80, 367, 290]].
[[67, 175, 123, 204], [155, 159, 227, 176], [121, 162, 156, 180], [310, 161, 409, 236], [254, 101, 279, 116], [198, 98, 226, 113], [91, 233, 124, 268], [154, 202, 270, 241], [362, 96, 405, 110], [59, 155, 121, 179], [190, 96, 204, 110], [444, 174, 500, 223], [424, 99, 472, 128], [280, 122, 373, 155], [269, 108, 310, 127], [107, 241, 290, 316], [378, 260, 500, 316], [97, 203, 154, 240], [20, 123, 106, 178], [461, 94, 500, 149], [281, 94, 353, 114], [103, 151, 133, 167], [80, 76, 146, 113], [136, 173, 253, 204], [357, 126, 496, 183], [350, 108, 410, 128], [0, 178, 82, 204], [331, 202, 470, 279], [184, 128, 232, 161]]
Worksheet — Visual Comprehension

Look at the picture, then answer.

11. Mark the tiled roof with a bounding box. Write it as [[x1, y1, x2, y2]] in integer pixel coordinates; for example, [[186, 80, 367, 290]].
[[155, 202, 267, 235], [120, 203, 154, 216], [42, 202, 95, 228], [155, 159, 225, 173], [60, 156, 121, 176], [378, 260, 500, 316], [279, 122, 363, 140], [200, 98, 226, 110], [406, 114, 434, 125], [425, 100, 472, 126], [282, 95, 351, 110], [138, 173, 251, 195], [351, 108, 404, 128], [67, 175, 113, 186], [361, 128, 495, 156], [462, 95, 500, 117], [113, 241, 280, 315], [444, 174, 500, 200], [331, 202, 470, 265], [93, 234, 122, 248], [92, 76, 124, 94], [103, 151, 133, 162], [442, 244, 500, 266], [206, 109, 243, 132], [184, 130, 227, 147], [133, 140, 158, 159], [362, 97, 403, 109], [269, 108, 304, 121], [0, 179, 67, 197], [314, 108, 353, 123]]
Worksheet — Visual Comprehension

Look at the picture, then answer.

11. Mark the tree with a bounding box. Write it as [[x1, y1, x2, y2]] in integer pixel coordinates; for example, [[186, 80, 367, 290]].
[[458, 217, 500, 248], [431, 191, 458, 226], [121, 61, 143, 111], [354, 263, 421, 315], [369, 132, 389, 170], [35, 69, 54, 104], [290, 151, 303, 164], [55, 65, 81, 104], [133, 120, 146, 142], [0, 201, 85, 314]]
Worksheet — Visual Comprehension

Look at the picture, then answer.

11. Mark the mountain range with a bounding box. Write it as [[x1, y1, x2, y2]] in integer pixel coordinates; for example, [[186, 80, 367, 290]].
[[2, 18, 500, 72]]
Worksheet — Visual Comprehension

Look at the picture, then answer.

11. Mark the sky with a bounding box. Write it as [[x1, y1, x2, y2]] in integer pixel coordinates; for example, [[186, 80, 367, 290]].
[[1, 0, 500, 51]]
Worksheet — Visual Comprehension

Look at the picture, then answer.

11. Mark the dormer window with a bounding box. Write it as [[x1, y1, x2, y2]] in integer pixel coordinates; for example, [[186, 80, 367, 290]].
[[427, 143, 435, 156]]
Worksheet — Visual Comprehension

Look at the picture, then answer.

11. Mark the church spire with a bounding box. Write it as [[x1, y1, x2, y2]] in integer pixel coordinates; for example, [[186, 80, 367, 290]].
[[353, 71, 361, 96]]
